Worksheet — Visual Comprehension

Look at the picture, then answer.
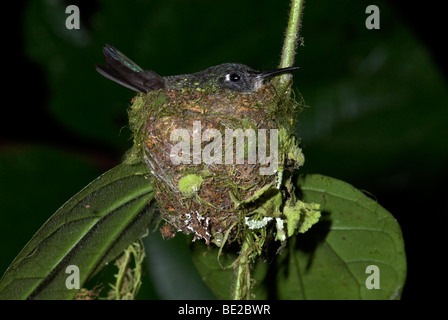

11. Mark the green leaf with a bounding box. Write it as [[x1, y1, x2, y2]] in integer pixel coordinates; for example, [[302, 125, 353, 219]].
[[191, 174, 406, 299], [0, 162, 156, 300], [272, 174, 406, 299], [190, 241, 236, 300], [144, 233, 215, 299]]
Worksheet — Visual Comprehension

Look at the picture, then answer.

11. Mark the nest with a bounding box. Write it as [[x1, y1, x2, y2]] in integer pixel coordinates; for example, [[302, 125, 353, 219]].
[[125, 85, 305, 246]]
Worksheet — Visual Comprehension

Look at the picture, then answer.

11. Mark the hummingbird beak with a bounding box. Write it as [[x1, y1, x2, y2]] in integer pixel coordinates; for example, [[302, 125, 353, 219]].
[[258, 66, 300, 79], [253, 66, 299, 90]]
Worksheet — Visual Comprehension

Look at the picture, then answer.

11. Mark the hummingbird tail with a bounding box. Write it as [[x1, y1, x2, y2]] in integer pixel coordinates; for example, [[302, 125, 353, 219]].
[[96, 45, 164, 92]]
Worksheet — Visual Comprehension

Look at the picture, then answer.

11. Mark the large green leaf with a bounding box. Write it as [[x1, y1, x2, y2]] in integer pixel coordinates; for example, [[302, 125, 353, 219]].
[[191, 174, 406, 299], [0, 162, 156, 300], [190, 241, 237, 300]]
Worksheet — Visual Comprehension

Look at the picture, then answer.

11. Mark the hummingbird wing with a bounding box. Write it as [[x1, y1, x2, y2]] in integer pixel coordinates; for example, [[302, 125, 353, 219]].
[[96, 45, 164, 92]]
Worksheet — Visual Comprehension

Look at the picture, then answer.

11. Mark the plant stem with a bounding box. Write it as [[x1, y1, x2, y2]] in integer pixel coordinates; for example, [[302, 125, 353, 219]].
[[115, 250, 131, 300], [276, 0, 305, 92], [232, 236, 252, 300], [231, 0, 305, 300]]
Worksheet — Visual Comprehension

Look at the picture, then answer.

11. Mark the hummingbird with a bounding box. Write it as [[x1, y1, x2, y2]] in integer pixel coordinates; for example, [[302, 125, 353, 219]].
[[96, 45, 299, 93]]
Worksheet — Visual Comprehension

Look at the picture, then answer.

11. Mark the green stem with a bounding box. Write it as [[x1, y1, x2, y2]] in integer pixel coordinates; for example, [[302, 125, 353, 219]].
[[232, 236, 252, 300], [231, 0, 305, 300], [276, 0, 305, 92], [115, 250, 131, 300]]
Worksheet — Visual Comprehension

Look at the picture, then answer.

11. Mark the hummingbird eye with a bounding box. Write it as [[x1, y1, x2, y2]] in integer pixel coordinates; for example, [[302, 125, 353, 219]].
[[228, 73, 241, 82], [219, 67, 252, 92]]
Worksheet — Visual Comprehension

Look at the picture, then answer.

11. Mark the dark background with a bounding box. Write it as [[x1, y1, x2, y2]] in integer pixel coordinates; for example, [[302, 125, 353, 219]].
[[0, 0, 446, 300]]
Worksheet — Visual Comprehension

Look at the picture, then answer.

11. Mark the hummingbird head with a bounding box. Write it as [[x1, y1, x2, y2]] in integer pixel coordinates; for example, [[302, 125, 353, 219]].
[[204, 63, 300, 93], [96, 44, 300, 93]]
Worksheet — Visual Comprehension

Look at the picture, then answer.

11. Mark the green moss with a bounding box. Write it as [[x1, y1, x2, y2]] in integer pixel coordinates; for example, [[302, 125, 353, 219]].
[[278, 127, 305, 168], [124, 91, 169, 165], [178, 174, 204, 198], [283, 200, 320, 236]]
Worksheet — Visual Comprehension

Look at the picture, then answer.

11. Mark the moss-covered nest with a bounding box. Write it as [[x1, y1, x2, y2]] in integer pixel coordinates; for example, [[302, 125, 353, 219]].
[[124, 84, 319, 247]]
